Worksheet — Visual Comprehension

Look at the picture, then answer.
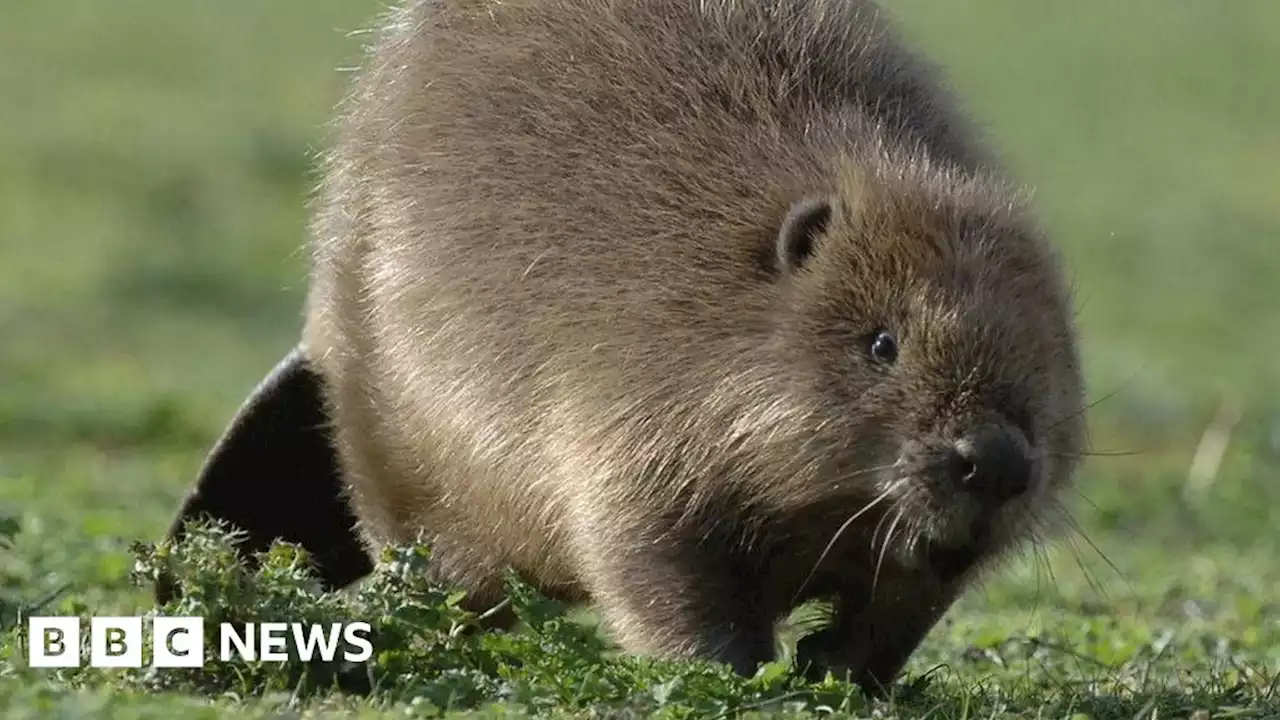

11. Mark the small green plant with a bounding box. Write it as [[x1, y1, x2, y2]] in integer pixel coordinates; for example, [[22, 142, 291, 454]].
[[7, 522, 1278, 717], [46, 523, 866, 716]]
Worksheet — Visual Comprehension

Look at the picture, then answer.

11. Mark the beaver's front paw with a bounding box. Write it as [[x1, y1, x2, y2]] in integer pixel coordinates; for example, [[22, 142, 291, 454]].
[[793, 626, 867, 685]]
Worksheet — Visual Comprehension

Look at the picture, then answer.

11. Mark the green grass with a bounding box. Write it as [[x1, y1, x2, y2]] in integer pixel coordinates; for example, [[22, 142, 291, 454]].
[[1, 0, 1278, 716]]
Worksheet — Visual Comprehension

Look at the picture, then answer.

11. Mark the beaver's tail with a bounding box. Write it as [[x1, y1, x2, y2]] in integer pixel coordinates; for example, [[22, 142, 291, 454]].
[[155, 345, 372, 604]]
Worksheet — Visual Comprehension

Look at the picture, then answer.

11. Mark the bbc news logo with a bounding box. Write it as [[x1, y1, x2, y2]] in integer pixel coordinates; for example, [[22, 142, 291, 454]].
[[27, 616, 373, 668]]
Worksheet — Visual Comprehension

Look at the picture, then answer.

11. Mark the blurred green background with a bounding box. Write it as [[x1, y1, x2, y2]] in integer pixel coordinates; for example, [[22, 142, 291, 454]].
[[1, 0, 1278, 682]]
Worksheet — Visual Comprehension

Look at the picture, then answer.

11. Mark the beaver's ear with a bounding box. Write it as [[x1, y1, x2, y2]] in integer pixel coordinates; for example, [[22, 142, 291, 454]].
[[776, 196, 833, 274], [155, 345, 372, 604]]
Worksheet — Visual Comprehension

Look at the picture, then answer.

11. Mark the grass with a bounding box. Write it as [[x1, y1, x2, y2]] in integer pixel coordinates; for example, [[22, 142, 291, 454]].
[[1, 0, 1278, 716]]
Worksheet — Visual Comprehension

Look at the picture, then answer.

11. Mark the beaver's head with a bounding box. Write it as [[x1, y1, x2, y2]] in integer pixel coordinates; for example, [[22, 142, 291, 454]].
[[768, 149, 1086, 580]]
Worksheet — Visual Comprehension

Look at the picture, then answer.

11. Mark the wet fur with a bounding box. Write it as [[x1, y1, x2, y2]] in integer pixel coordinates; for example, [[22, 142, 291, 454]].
[[171, 0, 1086, 691]]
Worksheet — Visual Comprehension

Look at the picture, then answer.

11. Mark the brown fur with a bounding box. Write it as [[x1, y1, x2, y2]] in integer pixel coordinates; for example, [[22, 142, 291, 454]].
[[302, 0, 1085, 689]]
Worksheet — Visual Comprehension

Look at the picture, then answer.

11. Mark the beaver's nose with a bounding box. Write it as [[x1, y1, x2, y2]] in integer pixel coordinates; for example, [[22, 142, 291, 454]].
[[951, 424, 1033, 504]]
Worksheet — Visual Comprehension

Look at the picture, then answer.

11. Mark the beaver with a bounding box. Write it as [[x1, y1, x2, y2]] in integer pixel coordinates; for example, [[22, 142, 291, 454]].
[[161, 0, 1086, 692]]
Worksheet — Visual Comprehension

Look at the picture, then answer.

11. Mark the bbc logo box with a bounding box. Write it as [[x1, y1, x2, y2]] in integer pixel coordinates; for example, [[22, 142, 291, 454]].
[[27, 616, 372, 668], [28, 616, 204, 669]]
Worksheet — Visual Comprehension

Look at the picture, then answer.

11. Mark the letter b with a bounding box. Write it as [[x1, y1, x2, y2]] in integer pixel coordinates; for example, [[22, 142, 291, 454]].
[[27, 617, 81, 668], [91, 617, 143, 668]]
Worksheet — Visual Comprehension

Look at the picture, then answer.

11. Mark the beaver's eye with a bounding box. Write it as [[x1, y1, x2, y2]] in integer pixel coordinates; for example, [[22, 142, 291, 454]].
[[869, 330, 898, 365]]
